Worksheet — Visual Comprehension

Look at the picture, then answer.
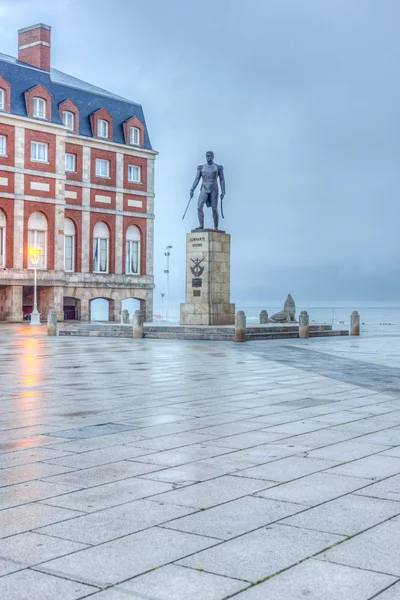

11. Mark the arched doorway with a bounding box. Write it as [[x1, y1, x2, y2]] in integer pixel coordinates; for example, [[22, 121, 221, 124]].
[[90, 298, 110, 321], [63, 297, 80, 320], [121, 298, 140, 321]]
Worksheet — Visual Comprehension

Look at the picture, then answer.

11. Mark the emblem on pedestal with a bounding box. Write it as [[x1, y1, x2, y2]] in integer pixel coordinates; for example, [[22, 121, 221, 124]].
[[191, 258, 204, 288]]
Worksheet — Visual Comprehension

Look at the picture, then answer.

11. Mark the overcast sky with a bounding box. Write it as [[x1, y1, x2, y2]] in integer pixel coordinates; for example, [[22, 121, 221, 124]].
[[1, 0, 399, 307]]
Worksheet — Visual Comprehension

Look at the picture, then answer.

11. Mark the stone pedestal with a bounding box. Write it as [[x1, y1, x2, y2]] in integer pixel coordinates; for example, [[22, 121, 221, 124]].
[[180, 230, 235, 326]]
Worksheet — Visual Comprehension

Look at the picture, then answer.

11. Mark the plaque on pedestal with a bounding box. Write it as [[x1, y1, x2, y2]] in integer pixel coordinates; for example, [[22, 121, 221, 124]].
[[180, 230, 235, 326]]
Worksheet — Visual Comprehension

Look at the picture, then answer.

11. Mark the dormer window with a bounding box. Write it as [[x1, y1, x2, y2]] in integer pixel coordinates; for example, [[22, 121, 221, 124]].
[[98, 119, 108, 138], [0, 89, 4, 111], [130, 127, 140, 146], [63, 111, 74, 130], [33, 97, 46, 119]]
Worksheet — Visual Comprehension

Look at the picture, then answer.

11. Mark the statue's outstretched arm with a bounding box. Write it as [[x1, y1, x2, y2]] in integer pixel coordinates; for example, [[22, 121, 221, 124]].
[[218, 165, 225, 197], [190, 166, 202, 197]]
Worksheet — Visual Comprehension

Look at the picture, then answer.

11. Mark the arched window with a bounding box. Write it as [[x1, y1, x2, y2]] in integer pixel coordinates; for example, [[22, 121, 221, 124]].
[[64, 218, 75, 272], [93, 222, 109, 273], [28, 211, 47, 269], [125, 225, 140, 274], [0, 209, 6, 267], [33, 97, 46, 119], [0, 89, 4, 111]]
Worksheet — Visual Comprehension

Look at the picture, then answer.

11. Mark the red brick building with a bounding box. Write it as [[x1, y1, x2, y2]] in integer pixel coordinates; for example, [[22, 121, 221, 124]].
[[0, 24, 156, 322]]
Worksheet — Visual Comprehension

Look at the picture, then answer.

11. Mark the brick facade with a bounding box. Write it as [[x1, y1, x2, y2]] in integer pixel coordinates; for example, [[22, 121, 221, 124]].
[[0, 23, 156, 323]]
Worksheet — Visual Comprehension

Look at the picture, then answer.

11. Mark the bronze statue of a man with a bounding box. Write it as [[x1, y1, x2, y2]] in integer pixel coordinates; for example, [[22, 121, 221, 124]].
[[190, 151, 225, 230]]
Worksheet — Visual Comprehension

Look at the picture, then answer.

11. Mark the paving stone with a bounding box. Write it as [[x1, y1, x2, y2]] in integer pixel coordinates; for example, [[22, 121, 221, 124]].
[[0, 532, 88, 566], [37, 527, 219, 587], [43, 445, 152, 469], [234, 558, 396, 599], [0, 503, 84, 539], [178, 524, 344, 582], [41, 460, 162, 489], [49, 423, 138, 439], [0, 559, 23, 577], [306, 441, 389, 461], [40, 476, 175, 513], [355, 474, 400, 502], [116, 564, 248, 599], [280, 494, 400, 535], [321, 520, 400, 575], [35, 499, 196, 545], [152, 475, 274, 509], [234, 456, 339, 482], [0, 569, 97, 600], [327, 454, 400, 481], [370, 583, 400, 599], [132, 444, 231, 467], [0, 480, 83, 510], [165, 495, 304, 539], [255, 472, 370, 506]]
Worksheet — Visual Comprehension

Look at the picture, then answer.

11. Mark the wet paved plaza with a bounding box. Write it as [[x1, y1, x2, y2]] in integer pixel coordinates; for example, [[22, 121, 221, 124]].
[[0, 324, 400, 599]]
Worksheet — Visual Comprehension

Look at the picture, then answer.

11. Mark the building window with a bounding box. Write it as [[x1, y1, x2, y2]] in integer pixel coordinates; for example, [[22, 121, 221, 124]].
[[125, 225, 140, 274], [31, 141, 48, 163], [130, 127, 140, 145], [128, 165, 141, 183], [65, 153, 76, 172], [0, 89, 4, 111], [0, 209, 6, 267], [93, 222, 109, 273], [63, 111, 75, 130], [95, 158, 110, 178], [98, 119, 108, 138], [28, 211, 48, 269], [0, 135, 6, 156], [33, 97, 46, 119], [64, 218, 75, 272]]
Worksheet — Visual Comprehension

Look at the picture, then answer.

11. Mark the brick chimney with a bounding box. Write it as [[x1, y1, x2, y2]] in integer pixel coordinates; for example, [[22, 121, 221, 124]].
[[18, 24, 51, 72]]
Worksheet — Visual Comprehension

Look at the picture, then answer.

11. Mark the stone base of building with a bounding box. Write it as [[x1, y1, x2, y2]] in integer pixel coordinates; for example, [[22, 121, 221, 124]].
[[180, 230, 235, 326], [0, 284, 153, 323], [180, 303, 235, 326]]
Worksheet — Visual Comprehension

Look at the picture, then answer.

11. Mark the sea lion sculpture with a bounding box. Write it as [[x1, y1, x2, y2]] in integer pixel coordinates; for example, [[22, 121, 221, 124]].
[[269, 294, 297, 323]]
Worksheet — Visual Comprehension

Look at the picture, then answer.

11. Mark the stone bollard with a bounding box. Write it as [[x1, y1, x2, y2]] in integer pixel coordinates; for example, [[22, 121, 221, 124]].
[[47, 310, 58, 336], [260, 310, 268, 324], [350, 310, 360, 336], [299, 311, 309, 338], [234, 311, 246, 342], [133, 310, 144, 339], [121, 309, 129, 324]]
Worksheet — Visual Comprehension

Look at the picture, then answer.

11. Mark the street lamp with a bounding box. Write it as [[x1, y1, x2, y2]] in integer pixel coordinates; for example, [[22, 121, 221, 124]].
[[28, 247, 42, 326], [164, 245, 172, 322], [161, 293, 166, 321]]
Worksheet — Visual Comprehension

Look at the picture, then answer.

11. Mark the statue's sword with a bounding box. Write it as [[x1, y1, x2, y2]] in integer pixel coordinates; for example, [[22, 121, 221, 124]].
[[182, 195, 192, 220], [221, 196, 225, 219]]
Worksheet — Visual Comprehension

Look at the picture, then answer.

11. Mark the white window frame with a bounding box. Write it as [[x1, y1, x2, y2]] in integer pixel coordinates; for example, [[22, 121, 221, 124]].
[[128, 164, 141, 183], [126, 240, 140, 274], [98, 119, 108, 138], [33, 97, 46, 119], [28, 229, 47, 269], [63, 111, 75, 130], [0, 212, 5, 268], [64, 235, 75, 272], [130, 126, 140, 146], [30, 141, 48, 163], [0, 135, 6, 156], [95, 158, 110, 178], [65, 153, 76, 172], [93, 238, 109, 273], [0, 89, 4, 111]]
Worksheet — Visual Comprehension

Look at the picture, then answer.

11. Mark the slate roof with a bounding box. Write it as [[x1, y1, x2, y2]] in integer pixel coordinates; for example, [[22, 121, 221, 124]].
[[0, 52, 153, 150]]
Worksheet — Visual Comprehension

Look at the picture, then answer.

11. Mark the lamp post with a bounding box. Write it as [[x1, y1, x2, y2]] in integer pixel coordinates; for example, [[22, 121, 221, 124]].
[[164, 245, 172, 322], [28, 247, 42, 326], [161, 293, 166, 321]]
